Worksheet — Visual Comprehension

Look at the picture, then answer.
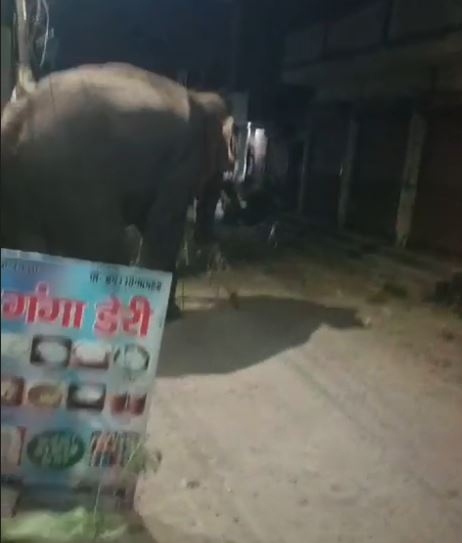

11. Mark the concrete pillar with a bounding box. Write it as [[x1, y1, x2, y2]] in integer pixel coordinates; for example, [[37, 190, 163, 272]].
[[297, 120, 314, 215], [337, 110, 359, 229], [395, 110, 427, 247]]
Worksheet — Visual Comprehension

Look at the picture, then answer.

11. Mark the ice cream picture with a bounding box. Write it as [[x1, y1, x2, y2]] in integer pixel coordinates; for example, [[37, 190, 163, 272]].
[[72, 341, 110, 369], [30, 336, 72, 368], [67, 384, 106, 411], [114, 344, 150, 372]]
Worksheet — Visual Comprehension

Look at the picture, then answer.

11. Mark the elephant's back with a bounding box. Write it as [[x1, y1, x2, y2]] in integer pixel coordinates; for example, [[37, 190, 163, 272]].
[[25, 64, 191, 142], [37, 63, 190, 118], [3, 64, 195, 191]]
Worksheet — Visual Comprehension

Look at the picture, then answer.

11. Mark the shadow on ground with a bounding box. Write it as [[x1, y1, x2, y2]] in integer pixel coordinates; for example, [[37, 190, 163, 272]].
[[135, 517, 240, 543], [158, 295, 363, 377], [113, 518, 229, 543]]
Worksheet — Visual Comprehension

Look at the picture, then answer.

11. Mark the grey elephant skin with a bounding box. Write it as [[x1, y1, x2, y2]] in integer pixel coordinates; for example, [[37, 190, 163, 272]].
[[1, 63, 234, 283]]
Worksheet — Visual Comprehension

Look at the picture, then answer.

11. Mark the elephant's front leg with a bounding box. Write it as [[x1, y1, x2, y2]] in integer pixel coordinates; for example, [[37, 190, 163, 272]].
[[194, 174, 227, 275], [195, 174, 222, 245], [125, 225, 143, 265], [141, 190, 191, 320]]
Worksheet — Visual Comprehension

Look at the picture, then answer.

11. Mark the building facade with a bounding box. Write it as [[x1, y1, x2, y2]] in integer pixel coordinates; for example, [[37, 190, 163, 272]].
[[270, 0, 462, 256]]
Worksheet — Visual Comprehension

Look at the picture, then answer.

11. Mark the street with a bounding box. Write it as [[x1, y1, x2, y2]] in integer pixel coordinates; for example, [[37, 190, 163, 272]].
[[136, 239, 462, 543]]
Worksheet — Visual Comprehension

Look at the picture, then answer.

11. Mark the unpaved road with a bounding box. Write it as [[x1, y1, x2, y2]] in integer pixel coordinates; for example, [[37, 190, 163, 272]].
[[137, 248, 462, 543]]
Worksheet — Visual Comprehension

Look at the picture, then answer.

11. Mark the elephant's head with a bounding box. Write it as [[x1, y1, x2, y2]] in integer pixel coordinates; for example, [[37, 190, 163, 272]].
[[189, 90, 235, 187], [189, 91, 236, 243]]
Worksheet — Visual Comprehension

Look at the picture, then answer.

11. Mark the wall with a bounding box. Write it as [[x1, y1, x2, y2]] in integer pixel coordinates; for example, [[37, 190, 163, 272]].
[[389, 0, 462, 39], [277, 0, 462, 256], [284, 0, 462, 69], [325, 1, 386, 55], [302, 108, 349, 226], [346, 106, 410, 240], [284, 23, 324, 65], [234, 0, 286, 121]]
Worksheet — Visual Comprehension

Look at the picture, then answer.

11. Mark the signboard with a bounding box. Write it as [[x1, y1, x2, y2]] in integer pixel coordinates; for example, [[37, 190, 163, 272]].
[[1, 249, 171, 497]]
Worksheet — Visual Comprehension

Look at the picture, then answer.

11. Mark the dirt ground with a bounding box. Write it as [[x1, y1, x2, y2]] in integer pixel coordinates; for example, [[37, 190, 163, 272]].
[[136, 236, 462, 543]]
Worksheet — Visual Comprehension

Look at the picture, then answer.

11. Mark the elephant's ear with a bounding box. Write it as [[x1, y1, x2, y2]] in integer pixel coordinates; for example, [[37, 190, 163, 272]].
[[222, 116, 236, 166], [202, 115, 219, 185], [202, 114, 232, 184]]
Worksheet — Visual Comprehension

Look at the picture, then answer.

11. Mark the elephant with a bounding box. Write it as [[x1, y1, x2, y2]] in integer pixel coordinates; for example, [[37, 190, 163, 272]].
[[1, 63, 235, 318]]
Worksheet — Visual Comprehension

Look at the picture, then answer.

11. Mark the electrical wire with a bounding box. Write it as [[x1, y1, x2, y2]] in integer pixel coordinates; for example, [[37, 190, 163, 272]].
[[28, 0, 50, 70], [38, 0, 50, 68]]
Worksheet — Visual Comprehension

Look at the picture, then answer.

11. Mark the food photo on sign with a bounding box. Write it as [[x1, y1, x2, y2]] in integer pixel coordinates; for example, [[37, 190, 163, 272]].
[[0, 249, 171, 516]]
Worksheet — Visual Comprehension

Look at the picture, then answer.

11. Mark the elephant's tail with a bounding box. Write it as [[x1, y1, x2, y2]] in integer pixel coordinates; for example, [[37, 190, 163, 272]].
[[1, 95, 32, 247], [1, 93, 31, 166]]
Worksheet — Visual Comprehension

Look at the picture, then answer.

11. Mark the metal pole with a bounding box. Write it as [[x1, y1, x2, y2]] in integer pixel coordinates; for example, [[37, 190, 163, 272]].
[[15, 0, 35, 95], [15, 0, 29, 69]]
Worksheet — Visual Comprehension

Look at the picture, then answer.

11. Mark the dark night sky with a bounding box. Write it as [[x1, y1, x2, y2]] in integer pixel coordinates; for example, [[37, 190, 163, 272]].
[[47, 0, 377, 71], [43, 0, 374, 114], [49, 0, 233, 82]]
